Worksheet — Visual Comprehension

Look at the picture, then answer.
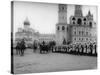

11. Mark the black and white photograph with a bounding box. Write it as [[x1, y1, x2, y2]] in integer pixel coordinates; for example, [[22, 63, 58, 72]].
[[11, 1, 97, 74]]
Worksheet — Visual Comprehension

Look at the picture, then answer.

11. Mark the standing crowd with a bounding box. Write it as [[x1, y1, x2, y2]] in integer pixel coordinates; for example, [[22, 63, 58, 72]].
[[15, 39, 97, 57], [53, 43, 97, 56]]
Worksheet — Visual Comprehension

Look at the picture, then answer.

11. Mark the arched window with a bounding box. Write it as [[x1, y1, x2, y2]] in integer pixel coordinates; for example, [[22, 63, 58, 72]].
[[77, 18, 82, 25], [57, 26, 59, 30], [89, 22, 92, 27], [83, 18, 86, 21], [72, 17, 75, 20], [73, 22, 75, 24], [62, 26, 65, 30]]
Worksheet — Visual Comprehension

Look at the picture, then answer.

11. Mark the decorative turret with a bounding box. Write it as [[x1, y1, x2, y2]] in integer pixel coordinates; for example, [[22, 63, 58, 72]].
[[86, 10, 93, 20]]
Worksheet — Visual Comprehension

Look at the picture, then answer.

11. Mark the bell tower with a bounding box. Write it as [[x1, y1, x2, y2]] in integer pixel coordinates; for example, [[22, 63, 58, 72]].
[[56, 4, 68, 45], [58, 4, 67, 23]]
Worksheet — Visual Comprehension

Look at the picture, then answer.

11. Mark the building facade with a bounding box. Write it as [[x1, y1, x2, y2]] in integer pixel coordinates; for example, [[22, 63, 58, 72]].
[[69, 5, 97, 44], [56, 4, 97, 45], [15, 18, 39, 46]]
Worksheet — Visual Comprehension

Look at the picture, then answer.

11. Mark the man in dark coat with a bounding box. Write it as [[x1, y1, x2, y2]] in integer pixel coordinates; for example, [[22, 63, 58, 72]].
[[20, 39, 26, 56], [16, 41, 20, 55]]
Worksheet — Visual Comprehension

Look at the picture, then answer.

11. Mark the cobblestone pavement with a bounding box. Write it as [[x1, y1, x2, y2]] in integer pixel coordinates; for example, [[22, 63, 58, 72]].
[[13, 49, 97, 74]]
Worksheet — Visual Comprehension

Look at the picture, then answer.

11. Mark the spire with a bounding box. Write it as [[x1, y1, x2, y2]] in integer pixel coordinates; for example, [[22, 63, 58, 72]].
[[74, 5, 83, 17], [88, 10, 92, 16], [87, 10, 93, 20], [24, 17, 30, 26]]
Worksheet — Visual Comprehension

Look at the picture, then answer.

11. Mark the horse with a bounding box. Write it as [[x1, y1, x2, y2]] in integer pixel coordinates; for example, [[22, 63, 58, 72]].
[[20, 40, 26, 56], [39, 41, 49, 54]]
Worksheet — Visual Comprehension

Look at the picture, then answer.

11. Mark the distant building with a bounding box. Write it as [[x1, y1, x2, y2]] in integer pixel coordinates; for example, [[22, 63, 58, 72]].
[[38, 34, 55, 43], [15, 18, 39, 46], [15, 18, 55, 46]]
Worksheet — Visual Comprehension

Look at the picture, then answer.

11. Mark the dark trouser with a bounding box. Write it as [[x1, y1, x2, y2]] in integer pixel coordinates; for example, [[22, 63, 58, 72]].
[[20, 49, 24, 56]]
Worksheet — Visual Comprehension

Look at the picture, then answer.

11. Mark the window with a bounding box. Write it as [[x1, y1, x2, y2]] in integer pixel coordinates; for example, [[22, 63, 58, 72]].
[[79, 38, 80, 40], [74, 38, 76, 41], [62, 7, 64, 10], [89, 22, 92, 27], [82, 38, 83, 41], [83, 18, 86, 21], [86, 32, 88, 35], [74, 31, 76, 35], [73, 22, 75, 24], [67, 27, 68, 32], [57, 26, 59, 30], [84, 22, 86, 25], [62, 26, 65, 30], [77, 18, 82, 25], [72, 17, 75, 20], [79, 31, 81, 35], [82, 31, 84, 35]]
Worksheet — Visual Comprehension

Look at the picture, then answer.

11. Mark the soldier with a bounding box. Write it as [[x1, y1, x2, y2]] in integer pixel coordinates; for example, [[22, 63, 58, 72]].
[[93, 42, 97, 56], [16, 41, 20, 55], [89, 43, 93, 55], [94, 43, 97, 56], [83, 43, 87, 55]]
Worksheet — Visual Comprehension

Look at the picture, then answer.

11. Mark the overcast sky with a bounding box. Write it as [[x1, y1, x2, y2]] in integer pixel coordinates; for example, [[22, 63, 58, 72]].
[[13, 1, 97, 34]]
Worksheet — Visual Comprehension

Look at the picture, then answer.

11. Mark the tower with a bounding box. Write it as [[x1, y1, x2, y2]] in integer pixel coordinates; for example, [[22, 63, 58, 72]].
[[86, 10, 93, 27], [70, 5, 83, 25], [58, 4, 67, 24], [56, 4, 68, 45], [74, 5, 83, 17]]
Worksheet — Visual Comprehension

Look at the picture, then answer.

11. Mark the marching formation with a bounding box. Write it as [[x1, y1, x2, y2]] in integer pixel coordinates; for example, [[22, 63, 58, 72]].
[[14, 39, 97, 57]]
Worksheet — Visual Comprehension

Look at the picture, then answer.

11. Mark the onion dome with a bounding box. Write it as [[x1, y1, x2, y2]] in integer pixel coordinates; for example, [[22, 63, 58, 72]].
[[24, 17, 30, 26]]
